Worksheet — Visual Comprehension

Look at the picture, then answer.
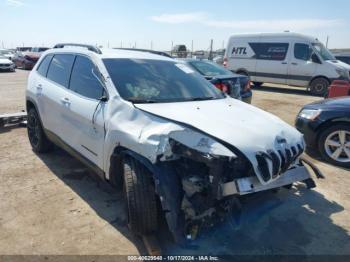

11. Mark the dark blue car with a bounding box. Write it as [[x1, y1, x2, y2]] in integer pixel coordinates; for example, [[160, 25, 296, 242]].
[[181, 59, 253, 103]]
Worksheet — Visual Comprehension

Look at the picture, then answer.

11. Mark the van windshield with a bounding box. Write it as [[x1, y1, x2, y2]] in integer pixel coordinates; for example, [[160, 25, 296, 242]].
[[103, 59, 225, 103], [312, 43, 335, 61]]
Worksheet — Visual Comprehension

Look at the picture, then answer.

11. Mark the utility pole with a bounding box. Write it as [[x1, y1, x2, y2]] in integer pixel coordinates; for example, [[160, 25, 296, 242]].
[[209, 39, 213, 60], [1, 41, 4, 49], [120, 41, 123, 48], [191, 40, 193, 56], [326, 36, 329, 48], [151, 41, 153, 50]]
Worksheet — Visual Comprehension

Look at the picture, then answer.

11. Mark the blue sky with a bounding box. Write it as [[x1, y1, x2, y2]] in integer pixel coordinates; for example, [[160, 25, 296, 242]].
[[1, 0, 349, 50]]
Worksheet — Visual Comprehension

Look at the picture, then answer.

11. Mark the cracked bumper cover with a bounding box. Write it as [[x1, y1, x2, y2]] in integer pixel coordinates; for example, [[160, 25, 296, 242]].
[[221, 164, 314, 197]]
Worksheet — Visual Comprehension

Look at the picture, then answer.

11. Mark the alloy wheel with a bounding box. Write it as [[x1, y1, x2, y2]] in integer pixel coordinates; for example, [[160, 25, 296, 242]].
[[324, 130, 350, 163]]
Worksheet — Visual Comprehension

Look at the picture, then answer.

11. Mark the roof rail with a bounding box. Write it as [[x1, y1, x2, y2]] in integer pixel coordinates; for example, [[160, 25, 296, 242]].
[[53, 43, 102, 54], [114, 48, 172, 58]]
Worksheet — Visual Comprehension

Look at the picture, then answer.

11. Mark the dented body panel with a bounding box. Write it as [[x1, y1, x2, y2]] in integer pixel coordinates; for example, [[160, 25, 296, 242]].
[[27, 48, 319, 242]]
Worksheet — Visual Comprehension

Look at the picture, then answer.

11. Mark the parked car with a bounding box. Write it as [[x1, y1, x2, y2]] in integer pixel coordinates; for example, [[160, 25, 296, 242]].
[[26, 43, 319, 243], [334, 54, 350, 65], [181, 59, 252, 103], [296, 97, 350, 167], [16, 47, 32, 52], [224, 33, 350, 96], [31, 47, 50, 53], [12, 51, 40, 70], [213, 55, 224, 65], [0, 49, 15, 60], [0, 56, 15, 72], [171, 44, 187, 58]]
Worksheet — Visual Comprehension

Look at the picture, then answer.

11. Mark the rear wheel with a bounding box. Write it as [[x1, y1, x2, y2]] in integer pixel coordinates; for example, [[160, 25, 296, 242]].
[[122, 157, 158, 235], [253, 82, 263, 88], [310, 78, 330, 96], [27, 108, 53, 153], [318, 123, 350, 168]]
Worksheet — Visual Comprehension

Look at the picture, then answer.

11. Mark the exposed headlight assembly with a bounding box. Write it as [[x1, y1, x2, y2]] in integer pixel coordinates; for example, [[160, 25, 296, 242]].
[[299, 109, 322, 120]]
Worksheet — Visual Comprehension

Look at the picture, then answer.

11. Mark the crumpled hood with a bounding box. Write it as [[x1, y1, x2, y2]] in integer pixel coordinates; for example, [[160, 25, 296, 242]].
[[135, 97, 304, 160]]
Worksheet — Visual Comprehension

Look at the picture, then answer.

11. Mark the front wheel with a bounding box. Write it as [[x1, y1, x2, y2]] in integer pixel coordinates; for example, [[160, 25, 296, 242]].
[[122, 157, 158, 235], [318, 124, 350, 168], [310, 78, 330, 96]]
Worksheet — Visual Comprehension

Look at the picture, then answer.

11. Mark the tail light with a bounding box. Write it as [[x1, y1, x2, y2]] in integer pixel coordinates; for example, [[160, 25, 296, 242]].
[[244, 80, 251, 91], [214, 83, 229, 93], [223, 57, 227, 67]]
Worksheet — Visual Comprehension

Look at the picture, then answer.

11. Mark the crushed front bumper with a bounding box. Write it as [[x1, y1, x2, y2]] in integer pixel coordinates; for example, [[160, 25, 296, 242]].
[[221, 162, 319, 197]]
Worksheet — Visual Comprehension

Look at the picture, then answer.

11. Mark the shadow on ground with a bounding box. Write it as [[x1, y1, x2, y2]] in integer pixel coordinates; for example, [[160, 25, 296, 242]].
[[37, 147, 349, 256], [253, 85, 320, 97]]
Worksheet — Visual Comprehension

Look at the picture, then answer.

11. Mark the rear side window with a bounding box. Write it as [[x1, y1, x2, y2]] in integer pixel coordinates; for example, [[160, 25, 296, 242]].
[[249, 42, 289, 61], [294, 43, 311, 61], [69, 56, 105, 99], [37, 55, 53, 77], [47, 54, 75, 87]]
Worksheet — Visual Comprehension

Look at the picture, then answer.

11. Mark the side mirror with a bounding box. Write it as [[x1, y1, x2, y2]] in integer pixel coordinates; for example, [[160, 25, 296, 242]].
[[311, 53, 321, 64]]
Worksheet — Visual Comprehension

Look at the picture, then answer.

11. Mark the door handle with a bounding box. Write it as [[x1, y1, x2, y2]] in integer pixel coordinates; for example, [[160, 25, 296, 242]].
[[281, 62, 288, 65], [60, 97, 71, 105], [36, 84, 43, 90], [291, 62, 298, 66]]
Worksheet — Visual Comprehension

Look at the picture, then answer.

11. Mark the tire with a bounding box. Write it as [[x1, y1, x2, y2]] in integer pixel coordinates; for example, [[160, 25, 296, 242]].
[[310, 78, 330, 96], [27, 108, 53, 153], [318, 123, 350, 168], [253, 82, 263, 88], [236, 71, 248, 76], [122, 157, 158, 235]]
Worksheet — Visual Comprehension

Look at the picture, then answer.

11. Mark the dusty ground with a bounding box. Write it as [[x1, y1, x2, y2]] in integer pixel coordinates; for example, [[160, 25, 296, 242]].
[[0, 70, 349, 255]]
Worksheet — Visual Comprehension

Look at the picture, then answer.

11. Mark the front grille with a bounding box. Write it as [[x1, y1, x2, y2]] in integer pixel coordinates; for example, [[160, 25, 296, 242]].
[[256, 143, 304, 182], [0, 64, 10, 67]]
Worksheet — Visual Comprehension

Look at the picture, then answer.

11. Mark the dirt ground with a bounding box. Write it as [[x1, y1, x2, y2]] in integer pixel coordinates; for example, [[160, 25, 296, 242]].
[[0, 69, 349, 256]]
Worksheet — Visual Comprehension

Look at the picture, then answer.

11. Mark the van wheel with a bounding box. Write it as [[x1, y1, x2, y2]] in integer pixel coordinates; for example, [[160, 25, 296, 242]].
[[253, 82, 263, 88], [318, 123, 350, 168], [122, 157, 158, 235], [310, 78, 330, 96], [27, 108, 53, 153], [236, 71, 248, 76]]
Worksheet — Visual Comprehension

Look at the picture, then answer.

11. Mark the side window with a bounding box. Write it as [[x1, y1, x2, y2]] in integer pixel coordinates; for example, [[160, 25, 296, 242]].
[[37, 55, 53, 77], [47, 54, 75, 87], [69, 56, 105, 99], [249, 42, 289, 61], [294, 43, 311, 61]]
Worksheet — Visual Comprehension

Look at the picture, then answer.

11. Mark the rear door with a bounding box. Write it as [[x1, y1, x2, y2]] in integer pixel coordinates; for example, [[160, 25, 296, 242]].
[[62, 55, 106, 168], [287, 43, 316, 87], [251, 42, 290, 84], [40, 54, 75, 139]]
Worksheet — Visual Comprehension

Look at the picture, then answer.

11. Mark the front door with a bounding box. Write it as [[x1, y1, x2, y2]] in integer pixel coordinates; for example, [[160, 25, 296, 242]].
[[60, 55, 106, 169], [287, 43, 317, 87]]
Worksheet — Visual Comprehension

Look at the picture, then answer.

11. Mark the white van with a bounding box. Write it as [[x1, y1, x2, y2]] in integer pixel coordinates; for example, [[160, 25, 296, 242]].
[[224, 33, 350, 95]]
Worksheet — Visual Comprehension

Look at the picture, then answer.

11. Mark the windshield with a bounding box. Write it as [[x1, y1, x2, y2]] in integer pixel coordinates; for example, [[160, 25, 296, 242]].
[[189, 60, 231, 77], [312, 43, 335, 61], [103, 59, 225, 103]]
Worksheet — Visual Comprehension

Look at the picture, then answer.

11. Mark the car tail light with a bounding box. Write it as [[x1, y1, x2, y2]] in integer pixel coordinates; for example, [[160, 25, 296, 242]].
[[244, 80, 251, 91], [223, 57, 227, 67], [214, 83, 228, 93]]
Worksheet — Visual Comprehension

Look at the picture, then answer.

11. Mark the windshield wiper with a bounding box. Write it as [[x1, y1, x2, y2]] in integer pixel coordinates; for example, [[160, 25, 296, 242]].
[[127, 98, 157, 104], [188, 96, 216, 101]]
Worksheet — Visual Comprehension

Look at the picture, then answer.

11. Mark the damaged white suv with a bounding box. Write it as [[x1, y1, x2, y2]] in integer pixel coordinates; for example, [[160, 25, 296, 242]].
[[26, 44, 322, 243]]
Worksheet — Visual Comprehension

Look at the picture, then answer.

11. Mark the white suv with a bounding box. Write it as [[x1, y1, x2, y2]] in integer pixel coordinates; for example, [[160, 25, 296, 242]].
[[26, 44, 321, 243]]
